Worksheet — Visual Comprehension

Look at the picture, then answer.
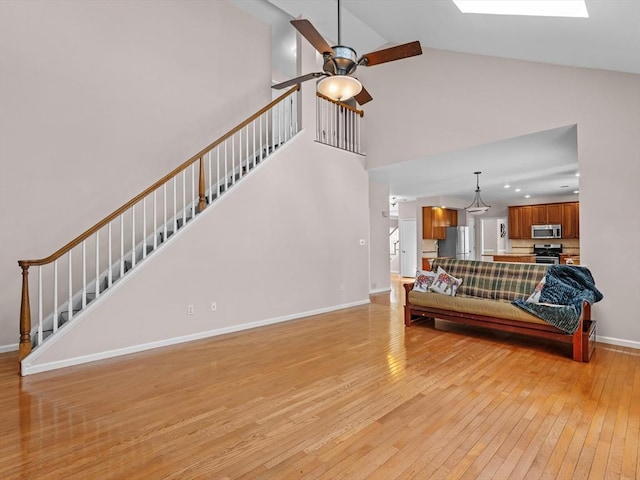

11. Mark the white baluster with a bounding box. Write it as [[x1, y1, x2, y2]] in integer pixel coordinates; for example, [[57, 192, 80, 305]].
[[163, 184, 167, 243], [252, 120, 256, 169], [173, 177, 177, 233], [317, 96, 321, 142], [231, 134, 235, 185], [53, 260, 58, 331], [224, 141, 228, 193], [131, 205, 136, 269], [68, 251, 73, 321], [82, 240, 87, 308], [191, 162, 195, 217], [216, 147, 220, 197], [245, 125, 248, 176], [95, 232, 100, 299], [120, 215, 124, 279], [259, 115, 263, 161], [238, 129, 242, 179], [153, 190, 158, 250], [142, 198, 147, 260], [182, 170, 186, 226], [265, 112, 269, 157], [108, 222, 113, 285], [38, 266, 42, 345], [207, 151, 212, 203], [357, 111, 361, 153], [274, 102, 282, 145], [293, 94, 298, 134]]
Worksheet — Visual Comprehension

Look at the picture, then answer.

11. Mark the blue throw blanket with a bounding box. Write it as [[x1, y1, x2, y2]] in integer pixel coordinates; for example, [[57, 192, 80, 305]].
[[513, 265, 603, 334]]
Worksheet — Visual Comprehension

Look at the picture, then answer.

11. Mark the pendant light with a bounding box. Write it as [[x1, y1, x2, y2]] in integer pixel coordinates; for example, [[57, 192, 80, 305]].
[[465, 171, 491, 215]]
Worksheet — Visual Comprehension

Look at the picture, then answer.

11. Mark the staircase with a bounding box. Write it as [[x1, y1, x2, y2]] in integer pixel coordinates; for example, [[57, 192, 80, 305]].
[[17, 87, 300, 365]]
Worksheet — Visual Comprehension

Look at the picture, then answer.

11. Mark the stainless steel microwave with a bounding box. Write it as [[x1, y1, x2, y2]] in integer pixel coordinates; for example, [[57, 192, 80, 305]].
[[531, 224, 562, 239]]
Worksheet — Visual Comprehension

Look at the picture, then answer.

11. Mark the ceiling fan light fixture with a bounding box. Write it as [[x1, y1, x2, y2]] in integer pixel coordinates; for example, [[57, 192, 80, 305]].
[[317, 75, 362, 102], [465, 171, 491, 215]]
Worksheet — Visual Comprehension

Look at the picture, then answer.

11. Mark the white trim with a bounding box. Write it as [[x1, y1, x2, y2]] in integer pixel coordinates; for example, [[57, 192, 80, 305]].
[[0, 343, 18, 353], [20, 298, 370, 376], [597, 336, 640, 351]]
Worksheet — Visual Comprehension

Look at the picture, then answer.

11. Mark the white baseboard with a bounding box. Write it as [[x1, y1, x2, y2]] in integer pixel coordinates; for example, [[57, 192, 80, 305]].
[[21, 298, 370, 376], [597, 335, 640, 351], [0, 343, 18, 353]]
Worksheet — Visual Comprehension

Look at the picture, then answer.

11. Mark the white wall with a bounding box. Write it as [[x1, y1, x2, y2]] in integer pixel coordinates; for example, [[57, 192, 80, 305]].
[[20, 16, 371, 372], [369, 181, 391, 292], [0, 0, 272, 349], [24, 130, 371, 371], [363, 48, 640, 346]]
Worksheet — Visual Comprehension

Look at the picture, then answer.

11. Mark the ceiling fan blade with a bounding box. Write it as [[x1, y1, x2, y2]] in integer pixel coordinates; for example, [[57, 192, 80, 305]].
[[291, 19, 334, 55], [272, 72, 326, 90], [360, 41, 423, 67], [354, 85, 373, 105]]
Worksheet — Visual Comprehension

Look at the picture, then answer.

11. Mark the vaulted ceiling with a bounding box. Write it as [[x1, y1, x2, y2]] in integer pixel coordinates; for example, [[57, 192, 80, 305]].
[[233, 0, 639, 205]]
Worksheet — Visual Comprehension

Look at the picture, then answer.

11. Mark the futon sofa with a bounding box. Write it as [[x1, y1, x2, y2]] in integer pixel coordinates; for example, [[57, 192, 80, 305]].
[[404, 258, 598, 362]]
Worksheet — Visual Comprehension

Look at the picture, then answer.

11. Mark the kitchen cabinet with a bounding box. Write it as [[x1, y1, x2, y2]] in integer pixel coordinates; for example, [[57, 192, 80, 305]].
[[561, 202, 580, 238], [422, 207, 458, 239], [509, 202, 579, 239], [508, 206, 532, 239], [532, 204, 562, 225]]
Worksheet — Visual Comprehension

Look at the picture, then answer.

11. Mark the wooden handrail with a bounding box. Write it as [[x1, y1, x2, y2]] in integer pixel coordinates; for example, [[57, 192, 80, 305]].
[[316, 92, 364, 117], [18, 86, 299, 268]]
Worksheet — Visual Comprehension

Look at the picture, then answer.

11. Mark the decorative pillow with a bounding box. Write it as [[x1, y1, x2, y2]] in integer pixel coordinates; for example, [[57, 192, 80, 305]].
[[413, 270, 437, 292], [429, 266, 462, 296], [526, 276, 546, 303]]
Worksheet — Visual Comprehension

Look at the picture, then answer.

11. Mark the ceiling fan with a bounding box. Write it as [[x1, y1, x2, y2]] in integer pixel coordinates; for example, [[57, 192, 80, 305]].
[[271, 0, 423, 105]]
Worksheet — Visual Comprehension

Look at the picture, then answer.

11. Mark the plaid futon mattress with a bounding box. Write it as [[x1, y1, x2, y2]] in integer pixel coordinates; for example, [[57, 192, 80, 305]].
[[430, 259, 548, 302]]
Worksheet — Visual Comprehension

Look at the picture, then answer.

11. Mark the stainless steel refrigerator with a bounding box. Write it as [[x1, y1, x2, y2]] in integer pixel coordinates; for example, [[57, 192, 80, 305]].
[[438, 226, 471, 260]]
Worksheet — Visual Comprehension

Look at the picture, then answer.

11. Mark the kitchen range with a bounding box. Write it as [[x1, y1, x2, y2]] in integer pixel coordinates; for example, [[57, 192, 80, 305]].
[[533, 243, 562, 264]]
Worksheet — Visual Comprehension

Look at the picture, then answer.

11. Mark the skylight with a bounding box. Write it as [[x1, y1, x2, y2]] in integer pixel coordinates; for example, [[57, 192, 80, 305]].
[[452, 0, 589, 18]]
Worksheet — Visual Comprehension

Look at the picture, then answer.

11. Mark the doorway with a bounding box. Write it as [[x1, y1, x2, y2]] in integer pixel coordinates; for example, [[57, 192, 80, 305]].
[[400, 218, 417, 277]]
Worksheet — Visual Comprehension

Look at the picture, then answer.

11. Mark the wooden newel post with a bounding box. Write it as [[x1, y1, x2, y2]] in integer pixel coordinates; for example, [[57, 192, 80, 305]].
[[18, 263, 32, 361], [198, 156, 206, 213]]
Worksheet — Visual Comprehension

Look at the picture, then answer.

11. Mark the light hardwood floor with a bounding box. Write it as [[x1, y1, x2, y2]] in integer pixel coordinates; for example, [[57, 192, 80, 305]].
[[1, 275, 638, 479]]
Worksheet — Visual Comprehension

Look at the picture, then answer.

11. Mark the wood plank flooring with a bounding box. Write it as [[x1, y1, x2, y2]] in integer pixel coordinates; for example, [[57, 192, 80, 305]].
[[1, 275, 638, 479]]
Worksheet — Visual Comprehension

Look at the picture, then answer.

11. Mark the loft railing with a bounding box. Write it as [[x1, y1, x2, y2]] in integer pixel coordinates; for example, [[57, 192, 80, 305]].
[[17, 86, 299, 362], [315, 92, 364, 154]]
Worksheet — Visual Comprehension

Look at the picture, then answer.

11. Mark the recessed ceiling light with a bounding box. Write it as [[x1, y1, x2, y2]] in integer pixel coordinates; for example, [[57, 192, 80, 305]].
[[573, 190, 579, 194], [515, 188, 521, 192], [524, 195, 531, 198], [452, 0, 588, 17], [560, 185, 569, 188], [504, 184, 511, 189]]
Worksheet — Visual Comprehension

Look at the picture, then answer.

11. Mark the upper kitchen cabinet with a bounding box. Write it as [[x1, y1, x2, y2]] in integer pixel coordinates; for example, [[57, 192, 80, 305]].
[[531, 204, 562, 225], [509, 201, 580, 239], [508, 206, 532, 239], [561, 202, 580, 238], [423, 207, 458, 239]]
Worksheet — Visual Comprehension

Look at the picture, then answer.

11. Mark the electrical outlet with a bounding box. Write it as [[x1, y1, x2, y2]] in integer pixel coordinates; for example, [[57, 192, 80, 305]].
[[187, 305, 194, 315], [211, 302, 217, 312]]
